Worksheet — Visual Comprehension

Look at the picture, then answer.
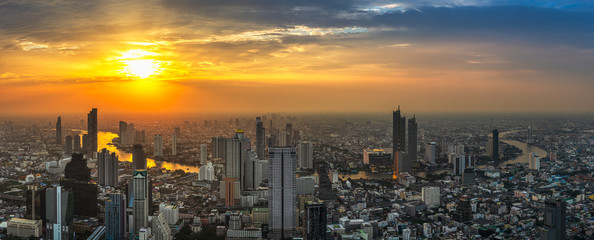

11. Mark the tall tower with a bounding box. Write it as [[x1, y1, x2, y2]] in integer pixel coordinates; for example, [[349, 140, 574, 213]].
[[541, 200, 566, 240], [133, 170, 149, 236], [171, 132, 177, 156], [256, 117, 266, 160], [408, 115, 417, 163], [212, 137, 227, 160], [200, 144, 207, 165], [105, 193, 126, 240], [56, 116, 62, 145], [133, 144, 147, 171], [65, 136, 73, 154], [285, 123, 293, 146], [393, 106, 406, 152], [153, 135, 163, 157], [304, 200, 327, 240], [73, 135, 81, 152], [243, 151, 263, 190], [87, 108, 98, 157], [269, 147, 297, 239], [298, 141, 313, 169], [98, 148, 119, 187], [225, 129, 251, 188], [119, 121, 128, 145], [492, 129, 499, 162]]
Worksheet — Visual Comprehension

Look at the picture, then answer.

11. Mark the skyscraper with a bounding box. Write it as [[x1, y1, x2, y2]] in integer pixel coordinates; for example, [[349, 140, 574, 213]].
[[65, 136, 72, 154], [133, 144, 147, 171], [45, 186, 72, 240], [61, 153, 98, 217], [492, 129, 499, 162], [152, 212, 172, 240], [87, 108, 98, 157], [408, 116, 417, 162], [269, 147, 297, 239], [298, 141, 313, 169], [119, 121, 128, 145], [174, 126, 181, 139], [453, 155, 466, 176], [26, 185, 42, 220], [200, 144, 207, 165], [98, 148, 119, 187], [304, 200, 327, 240], [105, 193, 126, 240], [393, 106, 406, 152], [529, 152, 540, 170], [225, 129, 251, 188], [73, 135, 81, 152], [541, 200, 566, 240], [256, 117, 266, 159], [285, 123, 293, 146], [154, 135, 163, 157], [56, 116, 62, 145], [171, 132, 177, 156], [133, 170, 149, 236], [212, 137, 227, 159], [425, 142, 436, 164], [244, 151, 262, 190]]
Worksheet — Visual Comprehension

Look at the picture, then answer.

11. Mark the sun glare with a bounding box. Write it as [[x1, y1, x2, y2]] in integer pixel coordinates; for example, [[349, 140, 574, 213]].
[[116, 49, 163, 78]]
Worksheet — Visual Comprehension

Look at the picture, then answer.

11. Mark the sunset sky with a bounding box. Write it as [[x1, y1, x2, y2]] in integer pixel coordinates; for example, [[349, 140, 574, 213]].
[[1, 0, 593, 115]]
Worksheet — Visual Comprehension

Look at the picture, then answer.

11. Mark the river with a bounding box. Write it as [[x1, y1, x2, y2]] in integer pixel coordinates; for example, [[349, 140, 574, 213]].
[[98, 131, 199, 173], [338, 130, 547, 180]]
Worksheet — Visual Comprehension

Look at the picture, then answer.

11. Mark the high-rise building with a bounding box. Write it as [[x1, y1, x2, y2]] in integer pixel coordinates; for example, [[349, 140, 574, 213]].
[[105, 193, 126, 240], [171, 132, 177, 156], [527, 123, 533, 144], [73, 135, 81, 152], [225, 129, 251, 188], [541, 200, 566, 240], [82, 134, 89, 153], [174, 126, 181, 139], [87, 108, 98, 157], [133, 170, 149, 236], [200, 144, 207, 165], [425, 142, 436, 164], [462, 168, 476, 186], [212, 137, 227, 160], [98, 148, 119, 187], [393, 106, 406, 152], [492, 129, 499, 162], [244, 151, 262, 190], [529, 152, 540, 170], [304, 200, 327, 240], [269, 147, 297, 239], [198, 162, 215, 181], [422, 186, 440, 207], [45, 186, 72, 240], [61, 153, 98, 217], [152, 212, 172, 240], [256, 117, 266, 159], [26, 185, 42, 220], [159, 203, 179, 225], [119, 121, 128, 145], [220, 177, 240, 206], [453, 155, 466, 176], [154, 135, 163, 157], [453, 195, 472, 222], [408, 116, 417, 162], [364, 148, 393, 172], [133, 144, 147, 171], [56, 116, 62, 145], [298, 141, 313, 169], [65, 136, 73, 154], [286, 123, 293, 146]]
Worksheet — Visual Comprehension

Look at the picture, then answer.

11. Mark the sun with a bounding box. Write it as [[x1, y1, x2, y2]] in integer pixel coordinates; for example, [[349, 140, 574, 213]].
[[115, 49, 163, 78]]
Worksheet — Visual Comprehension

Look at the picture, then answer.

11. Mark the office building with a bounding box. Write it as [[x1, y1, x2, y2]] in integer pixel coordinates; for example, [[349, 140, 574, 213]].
[[541, 200, 566, 240], [56, 116, 62, 145], [45, 186, 72, 240], [133, 144, 147, 171], [198, 162, 215, 181], [200, 143, 207, 165], [269, 147, 297, 239], [154, 134, 163, 157], [297, 176, 315, 195], [286, 123, 294, 146], [492, 129, 499, 162], [425, 142, 436, 164], [408, 116, 417, 162], [7, 218, 42, 238], [171, 132, 177, 156], [212, 137, 227, 159], [61, 153, 98, 217], [87, 108, 98, 157], [73, 135, 81, 152], [244, 151, 263, 190], [225, 129, 251, 188], [119, 121, 128, 145], [422, 186, 440, 207], [298, 141, 313, 169], [220, 177, 240, 207], [529, 152, 540, 170], [65, 135, 72, 154], [133, 170, 149, 236], [256, 117, 266, 159], [98, 148, 119, 187], [304, 200, 327, 240], [105, 193, 126, 240], [363, 148, 393, 172], [152, 212, 172, 240], [26, 185, 42, 220], [393, 106, 406, 152], [453, 155, 466, 176]]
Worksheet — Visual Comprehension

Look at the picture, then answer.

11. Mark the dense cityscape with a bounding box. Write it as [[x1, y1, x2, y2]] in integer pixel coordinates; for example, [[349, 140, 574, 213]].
[[0, 108, 592, 239]]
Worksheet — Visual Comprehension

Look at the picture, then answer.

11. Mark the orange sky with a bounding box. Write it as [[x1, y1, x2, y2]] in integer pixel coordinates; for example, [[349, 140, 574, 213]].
[[1, 0, 593, 115]]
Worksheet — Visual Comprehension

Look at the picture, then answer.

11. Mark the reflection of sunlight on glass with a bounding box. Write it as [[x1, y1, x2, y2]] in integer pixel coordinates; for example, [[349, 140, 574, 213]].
[[96, 131, 198, 173]]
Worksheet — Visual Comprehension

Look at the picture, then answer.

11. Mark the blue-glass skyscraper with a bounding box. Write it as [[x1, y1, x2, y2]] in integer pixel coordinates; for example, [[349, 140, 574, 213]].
[[105, 193, 126, 240]]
